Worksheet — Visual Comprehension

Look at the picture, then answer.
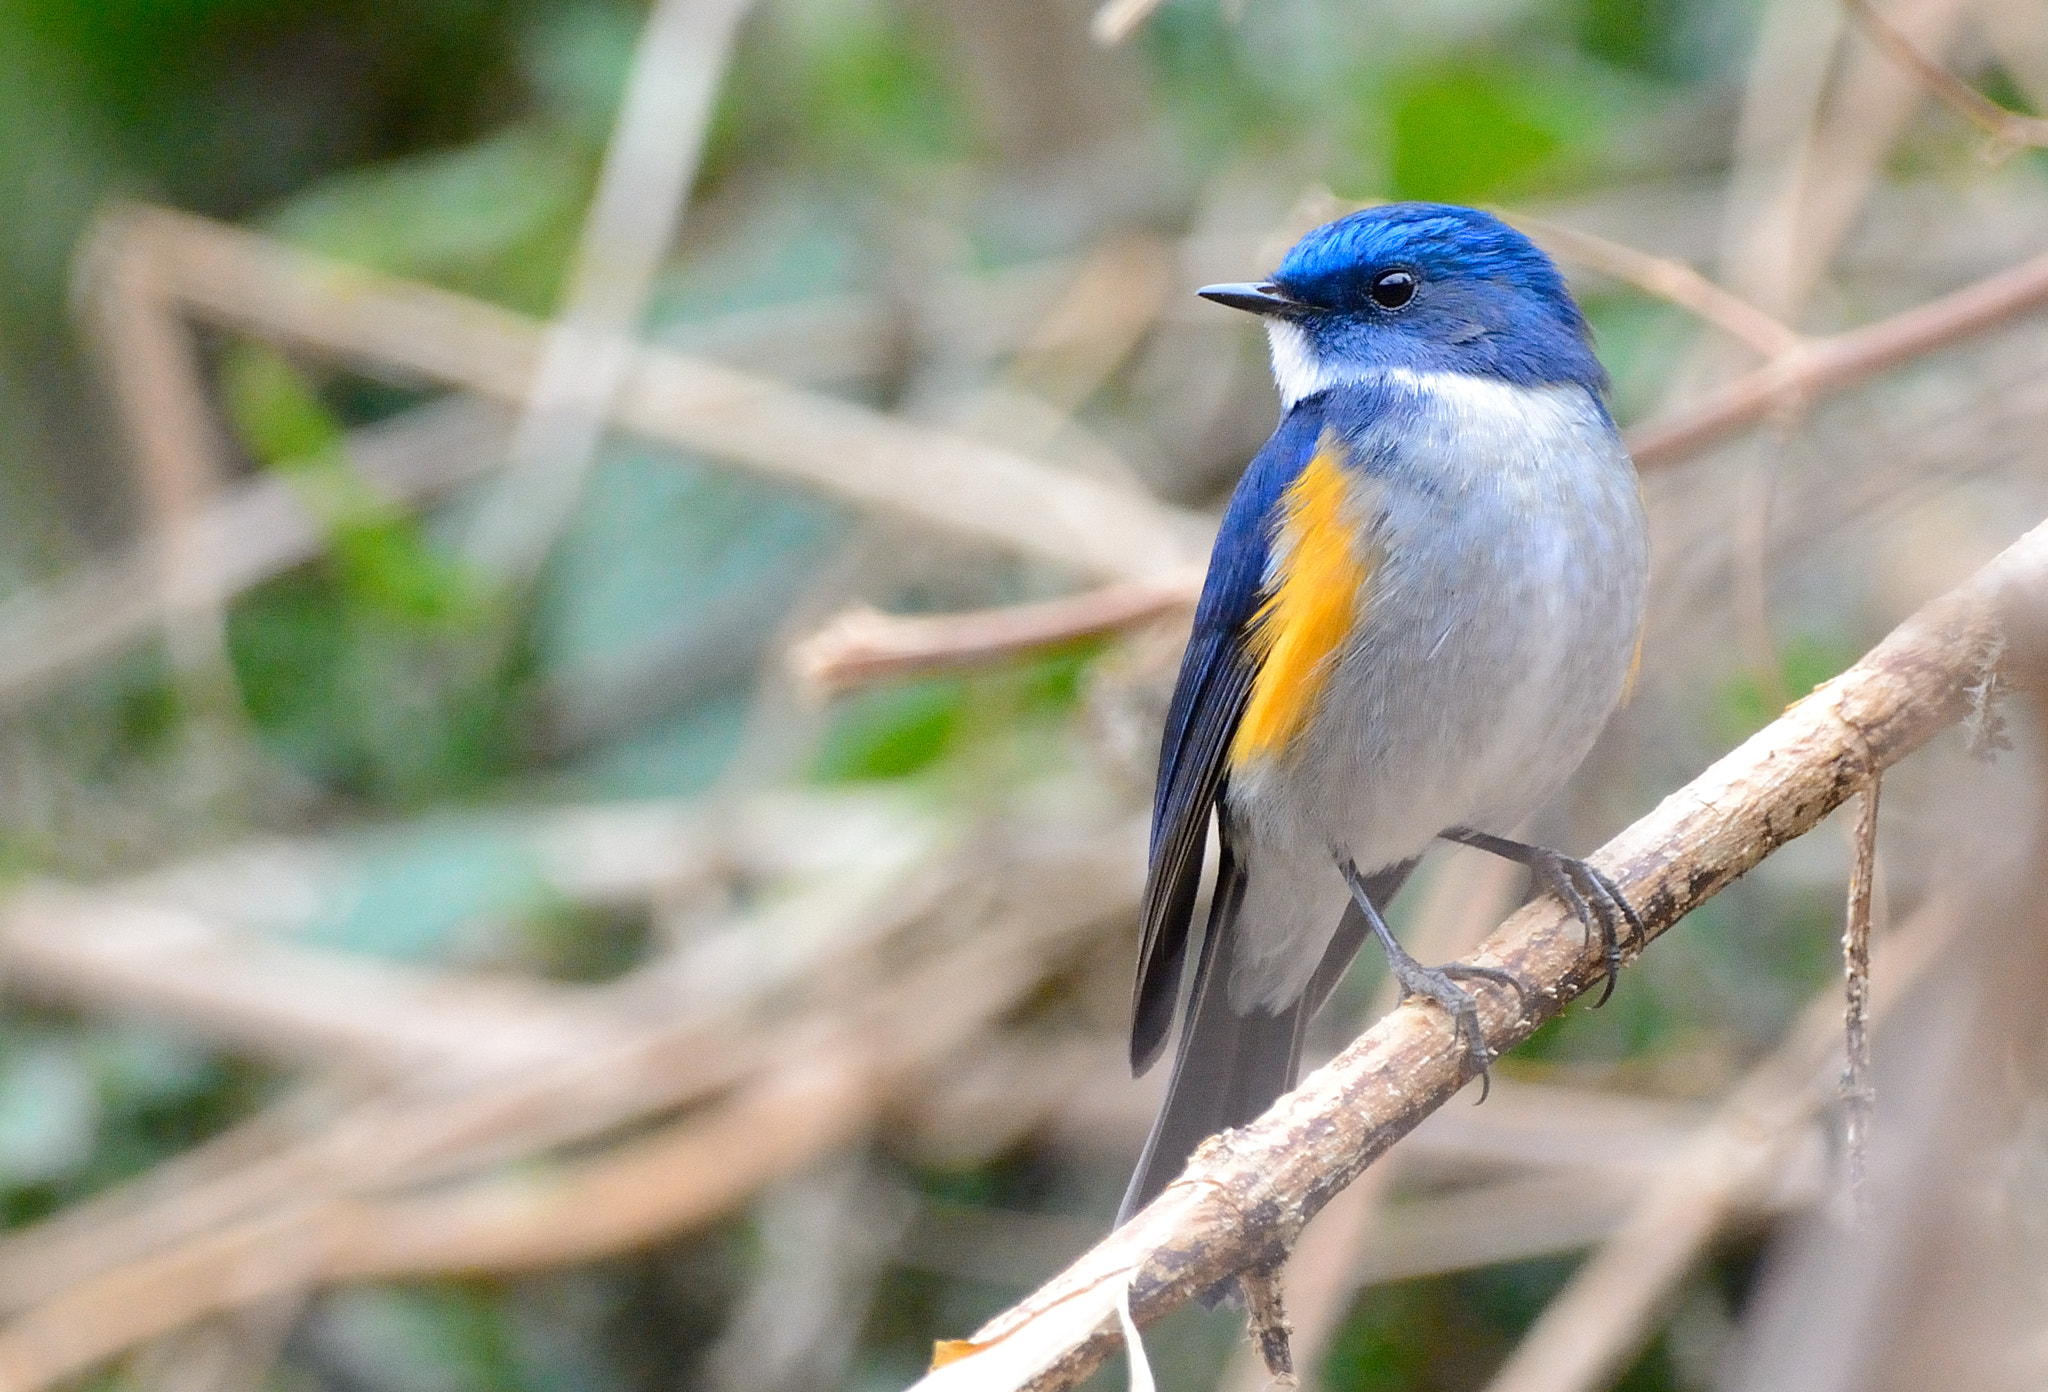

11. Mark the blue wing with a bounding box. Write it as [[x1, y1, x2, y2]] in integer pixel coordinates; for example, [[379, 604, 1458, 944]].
[[1129, 401, 1334, 1073]]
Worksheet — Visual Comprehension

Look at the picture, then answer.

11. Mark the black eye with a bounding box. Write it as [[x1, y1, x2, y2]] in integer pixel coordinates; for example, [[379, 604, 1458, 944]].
[[1368, 269, 1417, 310]]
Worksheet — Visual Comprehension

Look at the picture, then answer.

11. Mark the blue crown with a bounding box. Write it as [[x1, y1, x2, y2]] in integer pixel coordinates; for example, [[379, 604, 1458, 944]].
[[1269, 203, 1604, 391]]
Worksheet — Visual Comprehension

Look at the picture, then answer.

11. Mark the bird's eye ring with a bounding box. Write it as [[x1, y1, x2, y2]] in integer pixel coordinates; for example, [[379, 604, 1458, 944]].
[[1369, 269, 1417, 310]]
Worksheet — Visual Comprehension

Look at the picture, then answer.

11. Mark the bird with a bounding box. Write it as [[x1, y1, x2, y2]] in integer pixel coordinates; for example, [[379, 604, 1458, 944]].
[[1120, 202, 1650, 1224]]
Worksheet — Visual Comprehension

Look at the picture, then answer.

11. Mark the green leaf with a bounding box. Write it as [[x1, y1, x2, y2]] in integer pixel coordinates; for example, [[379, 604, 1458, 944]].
[[813, 679, 966, 783]]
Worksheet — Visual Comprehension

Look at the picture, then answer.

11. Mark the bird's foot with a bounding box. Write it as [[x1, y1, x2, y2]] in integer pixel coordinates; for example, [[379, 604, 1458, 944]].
[[1337, 854, 1529, 1100], [1442, 828, 1645, 1007], [1386, 955, 1527, 1099]]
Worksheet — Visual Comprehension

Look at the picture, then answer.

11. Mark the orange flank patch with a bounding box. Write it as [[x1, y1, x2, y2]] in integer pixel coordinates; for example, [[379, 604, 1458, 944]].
[[1229, 431, 1374, 765], [930, 1339, 981, 1369]]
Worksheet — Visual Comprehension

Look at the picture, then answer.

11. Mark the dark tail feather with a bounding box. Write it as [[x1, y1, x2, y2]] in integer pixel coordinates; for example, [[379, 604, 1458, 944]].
[[1116, 855, 1421, 1227], [1118, 847, 1304, 1225]]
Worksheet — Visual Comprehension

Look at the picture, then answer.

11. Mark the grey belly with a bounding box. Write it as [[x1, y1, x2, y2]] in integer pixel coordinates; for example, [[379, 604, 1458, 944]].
[[1220, 442, 1647, 1013]]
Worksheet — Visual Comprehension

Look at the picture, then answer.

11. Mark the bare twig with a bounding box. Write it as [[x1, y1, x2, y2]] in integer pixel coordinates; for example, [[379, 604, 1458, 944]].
[[465, 0, 752, 580], [0, 811, 1147, 1391], [1784, 0, 1976, 314], [0, 883, 638, 1078], [1513, 215, 1806, 360], [1239, 1264, 1294, 1385], [77, 214, 233, 678], [1843, 0, 2048, 150], [0, 398, 505, 712], [999, 236, 1175, 414], [1477, 890, 1956, 1392], [1629, 240, 2048, 468], [17, 234, 1153, 712], [905, 512, 2047, 1392], [0, 893, 1090, 1389], [1841, 776, 1881, 1218], [790, 570, 1203, 695], [0, 793, 948, 1315], [99, 207, 1203, 582], [1716, 0, 1843, 320]]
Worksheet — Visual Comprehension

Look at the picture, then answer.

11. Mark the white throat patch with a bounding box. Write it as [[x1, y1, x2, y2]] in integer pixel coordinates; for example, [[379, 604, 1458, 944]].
[[1264, 319, 1374, 408]]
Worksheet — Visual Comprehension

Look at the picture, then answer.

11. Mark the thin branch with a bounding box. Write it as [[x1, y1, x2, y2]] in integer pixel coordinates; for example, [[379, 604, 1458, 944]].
[[1628, 239, 2048, 468], [790, 570, 1203, 695], [1511, 215, 1806, 360], [0, 397, 504, 712], [1843, 0, 2048, 150], [105, 206, 1203, 583], [1841, 775, 1881, 1219], [999, 235, 1174, 414], [0, 797, 952, 1316], [1477, 889, 1957, 1392], [0, 882, 638, 1078], [75, 213, 234, 681], [905, 512, 2048, 1392], [464, 0, 752, 581], [0, 814, 1146, 1389]]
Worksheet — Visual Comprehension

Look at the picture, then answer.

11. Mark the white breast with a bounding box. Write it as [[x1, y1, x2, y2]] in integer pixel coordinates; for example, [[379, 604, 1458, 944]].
[[1221, 368, 1648, 1013]]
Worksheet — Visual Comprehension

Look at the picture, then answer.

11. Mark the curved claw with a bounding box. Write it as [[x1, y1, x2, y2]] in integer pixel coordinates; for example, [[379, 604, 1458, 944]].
[[1433, 964, 1532, 1104], [1338, 854, 1514, 1100], [1538, 856, 1617, 1001], [1439, 961, 1535, 1010], [1548, 856, 1640, 1008], [1439, 828, 1642, 1009], [1581, 861, 1648, 949], [1397, 972, 1493, 1100]]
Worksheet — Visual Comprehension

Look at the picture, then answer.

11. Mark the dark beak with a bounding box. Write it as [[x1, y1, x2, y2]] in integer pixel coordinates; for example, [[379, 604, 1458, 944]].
[[1196, 281, 1304, 317]]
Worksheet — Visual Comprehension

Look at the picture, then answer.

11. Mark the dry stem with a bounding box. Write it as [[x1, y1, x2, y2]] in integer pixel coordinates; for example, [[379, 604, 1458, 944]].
[[1477, 889, 1957, 1392], [1513, 215, 1805, 360], [1842, 776, 1881, 1218], [790, 571, 1203, 695], [464, 0, 750, 580], [1843, 0, 2048, 150], [92, 206, 1201, 583], [798, 235, 2048, 693]]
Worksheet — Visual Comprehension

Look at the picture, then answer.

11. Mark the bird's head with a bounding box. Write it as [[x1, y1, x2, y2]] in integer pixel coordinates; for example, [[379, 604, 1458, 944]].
[[1200, 202, 1605, 406]]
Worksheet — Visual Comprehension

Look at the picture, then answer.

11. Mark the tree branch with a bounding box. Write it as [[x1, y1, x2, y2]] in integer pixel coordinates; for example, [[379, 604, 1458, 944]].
[[1628, 240, 2048, 468], [96, 206, 1203, 584], [1512, 214, 1805, 360], [906, 513, 2048, 1392], [1842, 0, 2048, 151], [789, 570, 1203, 695], [795, 238, 2048, 692]]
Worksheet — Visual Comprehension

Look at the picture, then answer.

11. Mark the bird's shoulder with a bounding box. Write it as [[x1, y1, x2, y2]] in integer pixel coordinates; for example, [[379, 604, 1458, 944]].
[[1192, 384, 1412, 631]]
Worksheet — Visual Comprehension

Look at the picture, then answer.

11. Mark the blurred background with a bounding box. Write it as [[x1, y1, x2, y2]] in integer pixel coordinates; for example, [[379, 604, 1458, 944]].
[[3, 0, 2048, 1389]]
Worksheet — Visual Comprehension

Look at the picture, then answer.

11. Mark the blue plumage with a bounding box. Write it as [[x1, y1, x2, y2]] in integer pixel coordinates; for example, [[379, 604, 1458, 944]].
[[1121, 201, 1650, 1224], [1270, 203, 1607, 392], [1133, 404, 1324, 1071]]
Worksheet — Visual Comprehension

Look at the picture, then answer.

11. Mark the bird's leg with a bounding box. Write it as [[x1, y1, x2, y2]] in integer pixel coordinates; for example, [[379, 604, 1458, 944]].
[[1440, 827, 1646, 1008], [1336, 854, 1528, 1099]]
